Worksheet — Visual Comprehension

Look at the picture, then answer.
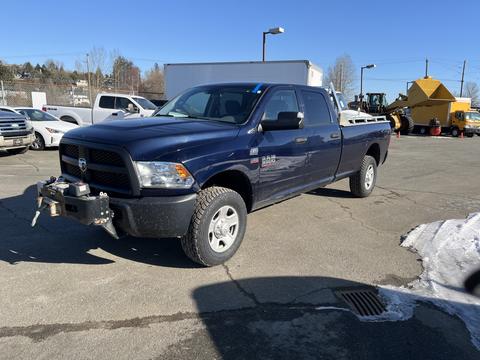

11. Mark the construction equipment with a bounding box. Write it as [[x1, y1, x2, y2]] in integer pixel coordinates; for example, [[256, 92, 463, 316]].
[[348, 92, 413, 134], [349, 76, 480, 136]]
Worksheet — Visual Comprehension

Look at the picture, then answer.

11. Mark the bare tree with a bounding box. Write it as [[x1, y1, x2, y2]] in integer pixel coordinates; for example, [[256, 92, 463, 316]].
[[88, 47, 107, 88], [324, 55, 356, 100], [463, 82, 479, 107], [140, 63, 165, 99]]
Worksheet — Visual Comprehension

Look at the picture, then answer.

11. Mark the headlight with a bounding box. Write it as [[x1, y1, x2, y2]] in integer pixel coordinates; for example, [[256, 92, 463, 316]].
[[25, 121, 33, 132], [134, 161, 195, 188], [45, 127, 64, 134]]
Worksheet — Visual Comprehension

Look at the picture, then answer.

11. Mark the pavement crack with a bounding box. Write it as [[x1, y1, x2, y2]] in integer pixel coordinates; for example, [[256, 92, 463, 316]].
[[326, 198, 394, 236], [0, 304, 331, 342], [222, 264, 260, 306]]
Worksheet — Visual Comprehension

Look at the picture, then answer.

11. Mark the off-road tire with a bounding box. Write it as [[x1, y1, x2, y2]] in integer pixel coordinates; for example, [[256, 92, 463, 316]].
[[400, 115, 414, 135], [181, 186, 247, 266], [349, 155, 377, 198], [6, 146, 29, 155]]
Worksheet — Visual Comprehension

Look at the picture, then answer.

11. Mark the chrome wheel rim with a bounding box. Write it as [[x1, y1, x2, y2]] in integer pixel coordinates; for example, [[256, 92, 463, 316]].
[[365, 165, 375, 190], [208, 205, 239, 253], [31, 135, 41, 149]]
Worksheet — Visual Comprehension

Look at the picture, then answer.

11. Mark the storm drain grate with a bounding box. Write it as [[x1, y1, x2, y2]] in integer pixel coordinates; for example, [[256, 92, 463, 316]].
[[335, 288, 386, 317]]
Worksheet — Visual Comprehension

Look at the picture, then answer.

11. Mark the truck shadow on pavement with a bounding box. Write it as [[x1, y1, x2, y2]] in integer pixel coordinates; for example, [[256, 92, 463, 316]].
[[0, 185, 200, 268], [307, 187, 356, 198], [170, 276, 480, 359]]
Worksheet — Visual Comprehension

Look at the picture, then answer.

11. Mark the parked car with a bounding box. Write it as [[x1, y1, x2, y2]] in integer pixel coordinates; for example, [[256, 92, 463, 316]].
[[14, 108, 78, 150], [42, 93, 157, 126], [0, 110, 34, 155], [33, 83, 391, 266]]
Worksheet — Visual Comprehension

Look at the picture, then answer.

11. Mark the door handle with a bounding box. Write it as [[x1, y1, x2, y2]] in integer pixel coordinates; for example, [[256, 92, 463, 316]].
[[330, 132, 340, 139], [111, 112, 118, 116], [295, 137, 308, 144]]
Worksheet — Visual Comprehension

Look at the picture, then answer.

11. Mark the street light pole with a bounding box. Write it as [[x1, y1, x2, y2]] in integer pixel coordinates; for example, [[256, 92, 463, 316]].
[[360, 64, 376, 102], [262, 27, 284, 62]]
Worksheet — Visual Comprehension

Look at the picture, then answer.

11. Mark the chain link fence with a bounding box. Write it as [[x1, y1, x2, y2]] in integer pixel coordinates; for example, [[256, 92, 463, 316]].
[[0, 80, 163, 108]]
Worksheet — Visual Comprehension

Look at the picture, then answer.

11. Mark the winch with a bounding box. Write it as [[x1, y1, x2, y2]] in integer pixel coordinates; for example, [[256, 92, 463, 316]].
[[32, 176, 118, 239]]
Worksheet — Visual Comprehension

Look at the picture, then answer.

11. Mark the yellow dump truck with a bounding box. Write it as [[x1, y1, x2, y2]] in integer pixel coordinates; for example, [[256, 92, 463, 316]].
[[403, 77, 480, 137], [388, 77, 480, 137]]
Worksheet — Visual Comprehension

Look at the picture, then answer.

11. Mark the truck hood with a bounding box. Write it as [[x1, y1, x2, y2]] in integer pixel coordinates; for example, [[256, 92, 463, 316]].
[[62, 116, 240, 160]]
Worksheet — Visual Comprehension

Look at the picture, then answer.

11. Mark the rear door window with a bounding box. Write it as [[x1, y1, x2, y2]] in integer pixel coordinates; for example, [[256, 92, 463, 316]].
[[99, 96, 115, 109], [301, 91, 332, 126]]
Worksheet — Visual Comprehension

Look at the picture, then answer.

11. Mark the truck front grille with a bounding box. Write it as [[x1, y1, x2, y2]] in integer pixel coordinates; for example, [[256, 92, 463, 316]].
[[59, 143, 134, 196], [0, 117, 28, 137]]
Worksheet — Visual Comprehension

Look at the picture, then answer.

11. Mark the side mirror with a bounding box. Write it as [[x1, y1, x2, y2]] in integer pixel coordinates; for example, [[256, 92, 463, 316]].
[[261, 112, 304, 131], [127, 104, 139, 114], [455, 111, 464, 120]]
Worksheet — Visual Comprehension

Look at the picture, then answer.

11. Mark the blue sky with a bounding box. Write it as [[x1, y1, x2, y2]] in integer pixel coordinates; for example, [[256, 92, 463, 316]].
[[1, 0, 479, 100]]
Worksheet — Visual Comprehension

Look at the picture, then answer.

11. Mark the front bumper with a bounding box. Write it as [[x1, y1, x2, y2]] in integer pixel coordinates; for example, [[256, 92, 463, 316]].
[[110, 194, 197, 238], [464, 127, 480, 135], [0, 133, 34, 150], [47, 133, 64, 147], [35, 178, 197, 239]]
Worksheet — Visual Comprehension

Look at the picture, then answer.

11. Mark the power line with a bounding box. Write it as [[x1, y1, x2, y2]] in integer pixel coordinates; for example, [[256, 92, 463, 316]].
[[1, 52, 85, 59]]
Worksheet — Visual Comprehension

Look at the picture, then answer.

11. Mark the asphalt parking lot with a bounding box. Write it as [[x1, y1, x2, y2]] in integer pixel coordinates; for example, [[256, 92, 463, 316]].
[[0, 135, 479, 359]]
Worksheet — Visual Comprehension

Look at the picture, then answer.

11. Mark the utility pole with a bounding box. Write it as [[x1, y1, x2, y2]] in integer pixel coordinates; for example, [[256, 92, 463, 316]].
[[86, 53, 93, 106], [460, 60, 466, 97], [339, 63, 344, 92], [425, 58, 429, 77]]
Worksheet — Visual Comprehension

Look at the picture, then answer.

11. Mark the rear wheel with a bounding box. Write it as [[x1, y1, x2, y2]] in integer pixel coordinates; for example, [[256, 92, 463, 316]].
[[349, 155, 377, 198], [6, 147, 29, 155], [181, 186, 247, 266], [30, 132, 45, 150], [419, 126, 427, 135]]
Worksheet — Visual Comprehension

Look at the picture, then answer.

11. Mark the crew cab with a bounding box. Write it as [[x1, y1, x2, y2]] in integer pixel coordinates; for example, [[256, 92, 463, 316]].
[[42, 93, 157, 126], [33, 83, 391, 266]]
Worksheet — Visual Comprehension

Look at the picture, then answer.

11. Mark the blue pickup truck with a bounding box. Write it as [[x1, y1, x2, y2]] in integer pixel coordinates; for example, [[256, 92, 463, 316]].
[[34, 83, 391, 266]]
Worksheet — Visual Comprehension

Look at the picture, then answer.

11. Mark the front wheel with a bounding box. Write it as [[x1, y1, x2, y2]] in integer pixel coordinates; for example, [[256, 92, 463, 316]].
[[349, 155, 377, 198], [30, 132, 45, 150], [181, 186, 247, 266], [451, 127, 460, 137]]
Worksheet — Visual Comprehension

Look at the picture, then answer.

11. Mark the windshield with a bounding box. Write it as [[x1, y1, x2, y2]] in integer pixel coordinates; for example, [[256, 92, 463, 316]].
[[132, 97, 157, 110], [18, 108, 58, 121], [155, 84, 264, 124], [465, 112, 480, 121]]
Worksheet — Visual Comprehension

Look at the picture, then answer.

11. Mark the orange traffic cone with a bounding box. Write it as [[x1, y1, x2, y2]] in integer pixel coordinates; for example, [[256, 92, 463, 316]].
[[460, 131, 464, 139], [396, 131, 400, 139]]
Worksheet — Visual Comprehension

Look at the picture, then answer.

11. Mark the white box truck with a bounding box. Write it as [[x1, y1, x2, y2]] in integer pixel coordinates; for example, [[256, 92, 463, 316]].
[[164, 60, 323, 99]]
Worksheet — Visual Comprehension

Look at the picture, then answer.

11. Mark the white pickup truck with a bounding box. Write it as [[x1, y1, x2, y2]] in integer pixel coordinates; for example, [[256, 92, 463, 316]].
[[42, 93, 157, 126]]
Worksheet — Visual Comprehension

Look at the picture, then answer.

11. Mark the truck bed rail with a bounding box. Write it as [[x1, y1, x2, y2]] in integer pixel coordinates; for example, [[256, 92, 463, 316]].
[[342, 115, 389, 126]]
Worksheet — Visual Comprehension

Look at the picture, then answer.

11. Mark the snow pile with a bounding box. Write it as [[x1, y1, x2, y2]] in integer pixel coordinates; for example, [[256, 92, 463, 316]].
[[380, 213, 480, 349]]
